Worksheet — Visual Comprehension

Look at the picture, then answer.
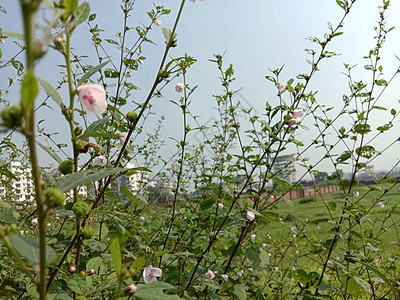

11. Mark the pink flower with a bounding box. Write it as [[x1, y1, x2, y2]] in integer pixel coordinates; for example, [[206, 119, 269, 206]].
[[64, 72, 68, 78], [354, 191, 359, 197], [94, 155, 107, 166], [143, 265, 162, 284], [77, 83, 107, 115], [204, 269, 215, 280], [291, 108, 305, 120], [16, 205, 22, 210], [31, 218, 38, 225], [327, 260, 333, 267], [295, 250, 299, 254], [287, 118, 297, 126], [277, 82, 286, 92], [250, 234, 256, 240], [246, 210, 255, 222], [375, 258, 381, 263], [220, 152, 227, 159], [378, 202, 385, 208], [262, 243, 267, 248], [273, 267, 279, 271], [263, 130, 269, 136], [0, 39, 5, 44], [237, 270, 243, 278], [175, 83, 185, 93], [119, 132, 129, 144], [138, 59, 144, 65], [218, 203, 224, 209], [139, 216, 145, 221], [291, 226, 297, 234], [248, 267, 253, 272], [234, 133, 239, 139], [221, 274, 228, 281], [154, 19, 162, 26], [268, 253, 272, 257]]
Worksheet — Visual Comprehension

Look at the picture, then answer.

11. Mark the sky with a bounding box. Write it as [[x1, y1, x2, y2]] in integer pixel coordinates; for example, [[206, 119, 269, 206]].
[[1, 0, 400, 177]]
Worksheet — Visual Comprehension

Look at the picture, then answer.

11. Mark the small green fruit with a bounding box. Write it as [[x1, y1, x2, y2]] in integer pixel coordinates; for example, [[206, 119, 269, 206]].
[[81, 226, 95, 240], [58, 160, 75, 175], [126, 111, 138, 123], [76, 140, 87, 153], [1, 105, 23, 128], [72, 201, 89, 217], [45, 187, 65, 209]]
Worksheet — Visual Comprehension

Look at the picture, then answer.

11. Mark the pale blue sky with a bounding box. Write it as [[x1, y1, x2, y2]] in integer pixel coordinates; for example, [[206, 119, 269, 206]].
[[1, 0, 400, 175]]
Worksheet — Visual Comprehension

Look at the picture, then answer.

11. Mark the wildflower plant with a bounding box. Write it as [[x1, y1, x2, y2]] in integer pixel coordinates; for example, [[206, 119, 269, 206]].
[[0, 0, 399, 299]]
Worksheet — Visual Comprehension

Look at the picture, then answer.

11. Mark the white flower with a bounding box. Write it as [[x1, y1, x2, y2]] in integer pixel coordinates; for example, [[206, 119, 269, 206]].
[[94, 155, 107, 166], [378, 202, 385, 208], [291, 109, 305, 121], [354, 191, 360, 197], [218, 203, 224, 209], [327, 260, 333, 267], [31, 218, 38, 225], [77, 83, 107, 115], [248, 268, 253, 272], [237, 270, 243, 278], [250, 234, 256, 240], [204, 269, 215, 280], [375, 258, 381, 264], [0, 38, 5, 44], [221, 274, 228, 281], [273, 267, 279, 271], [143, 265, 162, 284], [175, 83, 185, 93], [119, 132, 129, 144], [154, 19, 162, 26], [262, 243, 267, 248], [246, 210, 255, 222], [291, 226, 297, 234], [234, 133, 239, 139], [220, 152, 227, 159], [139, 216, 145, 221]]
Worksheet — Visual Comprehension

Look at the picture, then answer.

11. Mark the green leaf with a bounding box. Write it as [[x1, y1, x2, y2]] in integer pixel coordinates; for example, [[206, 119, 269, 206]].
[[65, 0, 78, 14], [21, 69, 39, 121], [36, 141, 62, 163], [86, 257, 102, 270], [391, 108, 396, 116], [8, 235, 57, 266], [79, 132, 117, 139], [0, 200, 19, 223], [358, 261, 392, 285], [110, 237, 121, 276], [231, 284, 247, 300], [78, 60, 109, 85], [57, 168, 128, 192], [352, 276, 372, 294], [120, 185, 139, 206], [74, 2, 90, 24], [135, 282, 180, 300], [328, 201, 336, 211], [37, 77, 63, 107], [67, 273, 92, 294], [82, 117, 108, 135], [89, 13, 96, 21], [88, 241, 107, 252]]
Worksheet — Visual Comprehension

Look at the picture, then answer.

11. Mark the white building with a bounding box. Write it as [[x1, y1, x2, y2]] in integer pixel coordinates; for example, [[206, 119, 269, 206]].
[[0, 161, 34, 202]]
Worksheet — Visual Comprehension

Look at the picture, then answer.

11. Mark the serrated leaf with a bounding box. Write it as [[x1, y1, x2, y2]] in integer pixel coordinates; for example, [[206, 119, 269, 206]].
[[82, 117, 108, 135], [57, 168, 127, 192], [38, 77, 63, 107], [78, 60, 109, 85], [110, 237, 121, 276], [135, 282, 180, 300], [74, 2, 90, 24], [67, 273, 92, 294], [8, 235, 57, 266], [0, 200, 19, 223], [86, 256, 102, 270]]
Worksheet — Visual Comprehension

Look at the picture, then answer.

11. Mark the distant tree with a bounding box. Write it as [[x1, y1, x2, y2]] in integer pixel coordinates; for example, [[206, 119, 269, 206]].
[[315, 171, 328, 182]]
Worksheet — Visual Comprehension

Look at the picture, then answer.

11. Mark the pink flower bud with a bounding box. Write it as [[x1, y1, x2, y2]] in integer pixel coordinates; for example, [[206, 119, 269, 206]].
[[175, 83, 185, 93], [31, 218, 38, 226], [246, 210, 255, 222], [139, 216, 145, 221], [277, 82, 286, 92], [287, 118, 297, 126], [234, 133, 239, 139], [237, 270, 243, 278], [138, 59, 144, 65], [327, 260, 333, 267], [119, 132, 129, 144], [221, 274, 228, 281], [77, 83, 107, 115], [250, 234, 256, 240], [154, 19, 162, 26], [0, 39, 5, 44], [220, 152, 227, 159], [378, 201, 385, 208], [262, 243, 267, 248], [218, 203, 224, 209]]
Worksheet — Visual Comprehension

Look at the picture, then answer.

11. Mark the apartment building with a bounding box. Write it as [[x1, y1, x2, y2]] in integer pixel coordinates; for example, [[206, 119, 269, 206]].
[[0, 161, 34, 202]]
